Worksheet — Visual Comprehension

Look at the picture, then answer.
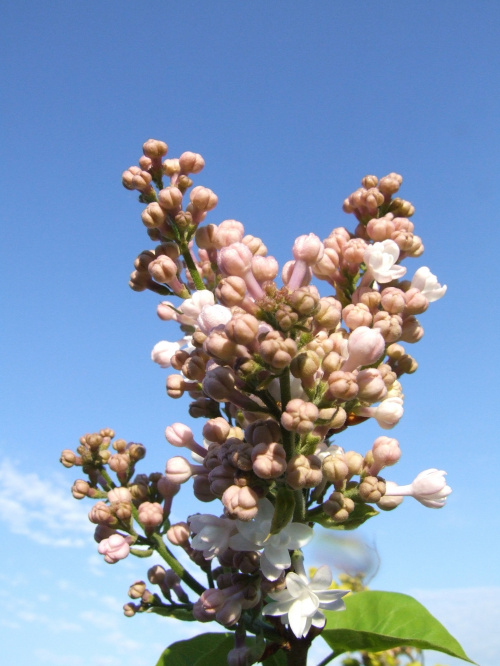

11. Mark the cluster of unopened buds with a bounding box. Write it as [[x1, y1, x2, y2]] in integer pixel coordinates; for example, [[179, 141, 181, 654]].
[[61, 139, 451, 664]]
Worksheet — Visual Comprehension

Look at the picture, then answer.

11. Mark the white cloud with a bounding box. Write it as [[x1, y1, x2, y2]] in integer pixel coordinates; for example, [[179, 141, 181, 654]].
[[0, 459, 93, 546]]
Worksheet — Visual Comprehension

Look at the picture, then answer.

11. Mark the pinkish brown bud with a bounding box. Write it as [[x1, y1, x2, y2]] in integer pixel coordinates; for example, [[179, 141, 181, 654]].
[[72, 479, 90, 499], [286, 454, 323, 490], [326, 371, 358, 401], [281, 399, 319, 434], [222, 485, 259, 521], [166, 522, 190, 546], [323, 491, 355, 522], [179, 151, 205, 174], [251, 442, 287, 479], [359, 476, 386, 503], [138, 502, 164, 530], [190, 186, 218, 211], [143, 139, 168, 159]]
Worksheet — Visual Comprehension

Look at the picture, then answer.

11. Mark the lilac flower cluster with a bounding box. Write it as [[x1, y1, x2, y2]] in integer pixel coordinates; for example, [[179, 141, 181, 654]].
[[61, 140, 450, 665]]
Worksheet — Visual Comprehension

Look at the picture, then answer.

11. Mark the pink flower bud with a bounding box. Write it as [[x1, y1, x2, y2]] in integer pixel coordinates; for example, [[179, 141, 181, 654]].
[[166, 522, 190, 546], [384, 470, 451, 508], [143, 139, 168, 159], [179, 151, 205, 174], [165, 423, 207, 458], [380, 287, 406, 314], [190, 186, 218, 211], [288, 234, 324, 290], [342, 303, 373, 329], [138, 502, 164, 530], [164, 456, 206, 483], [249, 253, 277, 282], [203, 417, 231, 443], [97, 534, 133, 563], [341, 326, 385, 373], [222, 485, 259, 521], [356, 368, 387, 403], [286, 454, 323, 490], [251, 442, 287, 479], [326, 371, 359, 401], [218, 243, 264, 299], [158, 186, 183, 211], [157, 476, 181, 499], [108, 487, 132, 504], [281, 399, 319, 434], [214, 220, 245, 248]]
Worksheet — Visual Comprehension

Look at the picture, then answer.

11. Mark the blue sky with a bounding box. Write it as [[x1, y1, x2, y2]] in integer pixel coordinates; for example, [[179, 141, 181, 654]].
[[1, 2, 499, 665]]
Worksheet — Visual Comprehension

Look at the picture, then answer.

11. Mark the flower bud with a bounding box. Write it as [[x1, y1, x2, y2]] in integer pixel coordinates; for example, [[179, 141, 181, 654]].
[[359, 476, 386, 503], [323, 491, 355, 522], [138, 502, 164, 530], [179, 151, 205, 174], [128, 580, 146, 599], [97, 533, 132, 563], [286, 454, 323, 490], [190, 186, 218, 211], [251, 442, 287, 479], [222, 485, 259, 521], [60, 449, 77, 468], [166, 522, 190, 546], [281, 399, 319, 434], [143, 139, 168, 159], [72, 479, 90, 499]]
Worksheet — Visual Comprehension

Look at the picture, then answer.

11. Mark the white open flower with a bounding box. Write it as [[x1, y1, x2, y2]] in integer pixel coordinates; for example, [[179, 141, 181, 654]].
[[188, 514, 238, 559], [263, 566, 348, 638], [411, 266, 447, 302], [151, 336, 194, 368], [228, 498, 313, 580], [363, 239, 407, 284], [385, 469, 451, 508]]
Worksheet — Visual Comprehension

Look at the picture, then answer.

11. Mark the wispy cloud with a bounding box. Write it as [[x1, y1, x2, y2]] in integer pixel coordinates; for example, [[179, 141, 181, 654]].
[[0, 459, 93, 546]]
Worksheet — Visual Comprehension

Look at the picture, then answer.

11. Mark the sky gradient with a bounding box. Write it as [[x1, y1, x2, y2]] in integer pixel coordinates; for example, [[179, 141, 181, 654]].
[[1, 2, 499, 665]]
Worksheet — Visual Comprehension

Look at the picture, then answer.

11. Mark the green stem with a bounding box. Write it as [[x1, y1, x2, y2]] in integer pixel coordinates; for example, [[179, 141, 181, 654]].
[[97, 467, 116, 491], [150, 533, 206, 596], [278, 369, 296, 459], [293, 489, 306, 522], [181, 245, 206, 291], [279, 368, 292, 410]]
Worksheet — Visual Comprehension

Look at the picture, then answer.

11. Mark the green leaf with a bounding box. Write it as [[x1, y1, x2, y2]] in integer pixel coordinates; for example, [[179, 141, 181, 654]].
[[313, 502, 379, 530], [322, 590, 476, 663], [155, 633, 233, 666], [155, 632, 287, 665]]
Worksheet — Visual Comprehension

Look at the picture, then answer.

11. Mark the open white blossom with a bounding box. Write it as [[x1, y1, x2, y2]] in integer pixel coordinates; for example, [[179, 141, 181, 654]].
[[363, 239, 407, 283], [384, 469, 452, 508], [188, 514, 237, 559], [179, 290, 215, 322], [411, 266, 447, 302], [228, 498, 313, 580], [263, 565, 348, 638]]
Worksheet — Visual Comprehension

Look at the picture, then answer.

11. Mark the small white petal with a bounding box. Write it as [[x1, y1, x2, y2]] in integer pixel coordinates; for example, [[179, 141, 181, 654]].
[[309, 565, 333, 590], [283, 523, 314, 549]]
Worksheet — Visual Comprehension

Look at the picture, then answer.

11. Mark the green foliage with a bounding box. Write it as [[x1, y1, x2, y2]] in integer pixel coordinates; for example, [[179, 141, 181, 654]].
[[313, 502, 379, 530], [155, 633, 234, 666], [322, 591, 476, 664], [155, 632, 287, 665]]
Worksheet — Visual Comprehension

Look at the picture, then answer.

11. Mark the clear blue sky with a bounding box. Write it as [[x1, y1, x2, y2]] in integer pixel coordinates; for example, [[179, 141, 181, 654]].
[[1, 2, 499, 665]]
